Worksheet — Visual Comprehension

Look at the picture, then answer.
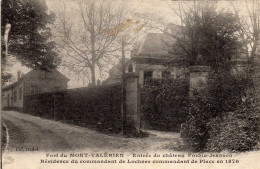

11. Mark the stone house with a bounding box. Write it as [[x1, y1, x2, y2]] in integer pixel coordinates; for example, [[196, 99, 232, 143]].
[[103, 23, 188, 85], [1, 69, 69, 109]]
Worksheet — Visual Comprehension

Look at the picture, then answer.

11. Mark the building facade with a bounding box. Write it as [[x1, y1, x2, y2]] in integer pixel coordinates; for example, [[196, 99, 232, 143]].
[[1, 69, 69, 109], [103, 23, 188, 85]]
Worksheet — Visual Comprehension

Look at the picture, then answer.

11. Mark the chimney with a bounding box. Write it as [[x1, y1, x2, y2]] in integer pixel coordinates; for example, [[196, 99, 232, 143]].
[[17, 71, 21, 81]]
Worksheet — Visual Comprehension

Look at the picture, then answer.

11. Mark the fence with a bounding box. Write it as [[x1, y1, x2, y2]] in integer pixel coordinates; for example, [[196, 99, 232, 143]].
[[23, 83, 122, 133]]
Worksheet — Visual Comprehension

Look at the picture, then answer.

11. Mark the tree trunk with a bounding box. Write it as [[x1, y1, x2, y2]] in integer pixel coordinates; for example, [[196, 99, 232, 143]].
[[91, 64, 96, 86]]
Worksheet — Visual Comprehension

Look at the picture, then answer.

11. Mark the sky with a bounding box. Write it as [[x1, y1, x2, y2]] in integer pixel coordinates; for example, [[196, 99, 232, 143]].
[[6, 0, 250, 89]]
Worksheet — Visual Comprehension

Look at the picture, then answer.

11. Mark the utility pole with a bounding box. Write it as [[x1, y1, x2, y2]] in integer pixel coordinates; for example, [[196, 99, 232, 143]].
[[121, 37, 126, 134]]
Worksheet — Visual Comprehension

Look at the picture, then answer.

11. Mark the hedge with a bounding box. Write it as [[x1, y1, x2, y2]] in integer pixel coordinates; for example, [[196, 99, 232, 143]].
[[206, 110, 259, 152], [23, 83, 122, 133], [187, 72, 259, 152], [141, 78, 189, 132]]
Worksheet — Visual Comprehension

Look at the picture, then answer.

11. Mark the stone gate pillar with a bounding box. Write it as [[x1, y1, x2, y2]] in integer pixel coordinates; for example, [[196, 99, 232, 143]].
[[189, 66, 211, 97], [180, 65, 211, 138], [124, 72, 141, 135], [181, 65, 211, 138]]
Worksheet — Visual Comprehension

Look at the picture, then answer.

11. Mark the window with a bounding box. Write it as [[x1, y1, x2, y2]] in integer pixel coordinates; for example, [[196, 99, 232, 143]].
[[19, 87, 22, 100], [162, 70, 171, 78]]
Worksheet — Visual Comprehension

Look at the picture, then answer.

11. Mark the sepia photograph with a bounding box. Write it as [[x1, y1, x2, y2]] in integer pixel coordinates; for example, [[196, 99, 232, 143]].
[[1, 0, 260, 169]]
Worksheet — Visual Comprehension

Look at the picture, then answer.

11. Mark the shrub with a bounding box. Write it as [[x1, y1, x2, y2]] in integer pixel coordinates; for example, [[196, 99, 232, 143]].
[[187, 72, 258, 152], [141, 78, 189, 132], [207, 109, 259, 152], [187, 93, 212, 151]]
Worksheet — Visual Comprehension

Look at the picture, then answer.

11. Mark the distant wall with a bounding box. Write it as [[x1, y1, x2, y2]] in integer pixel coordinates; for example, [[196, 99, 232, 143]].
[[2, 89, 12, 109], [2, 77, 68, 110], [23, 78, 68, 96], [2, 82, 24, 109], [23, 83, 122, 133]]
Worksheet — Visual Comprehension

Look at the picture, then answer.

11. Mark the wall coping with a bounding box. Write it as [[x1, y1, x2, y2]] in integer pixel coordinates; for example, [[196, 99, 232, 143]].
[[189, 66, 211, 72], [125, 72, 139, 78]]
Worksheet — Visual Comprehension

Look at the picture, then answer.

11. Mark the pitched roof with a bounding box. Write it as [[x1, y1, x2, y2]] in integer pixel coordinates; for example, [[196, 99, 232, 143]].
[[135, 23, 182, 58], [136, 33, 170, 57], [2, 81, 21, 91], [23, 69, 69, 81], [2, 69, 69, 91]]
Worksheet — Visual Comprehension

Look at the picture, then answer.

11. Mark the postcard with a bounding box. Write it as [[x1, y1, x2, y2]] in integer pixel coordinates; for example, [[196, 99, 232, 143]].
[[1, 0, 260, 169]]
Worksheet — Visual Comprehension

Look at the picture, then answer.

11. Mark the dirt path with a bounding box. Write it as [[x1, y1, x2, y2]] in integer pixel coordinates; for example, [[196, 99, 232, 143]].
[[2, 111, 183, 153]]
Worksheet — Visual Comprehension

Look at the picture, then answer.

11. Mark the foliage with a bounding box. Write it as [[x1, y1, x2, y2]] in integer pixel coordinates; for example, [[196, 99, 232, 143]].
[[169, 1, 242, 72], [1, 57, 12, 85], [141, 78, 189, 132], [167, 1, 257, 152], [187, 72, 258, 151], [187, 93, 212, 151], [1, 0, 60, 71], [23, 84, 122, 134], [207, 73, 259, 152], [206, 109, 259, 152], [207, 72, 254, 116]]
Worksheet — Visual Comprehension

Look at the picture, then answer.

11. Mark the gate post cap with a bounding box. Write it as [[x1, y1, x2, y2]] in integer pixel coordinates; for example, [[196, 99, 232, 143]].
[[189, 66, 211, 72], [125, 72, 139, 78]]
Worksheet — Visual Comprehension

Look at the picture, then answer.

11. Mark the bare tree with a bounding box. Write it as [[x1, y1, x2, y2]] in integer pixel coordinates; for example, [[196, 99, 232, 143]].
[[54, 0, 133, 86], [54, 0, 163, 86], [230, 0, 260, 102], [232, 0, 260, 61]]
